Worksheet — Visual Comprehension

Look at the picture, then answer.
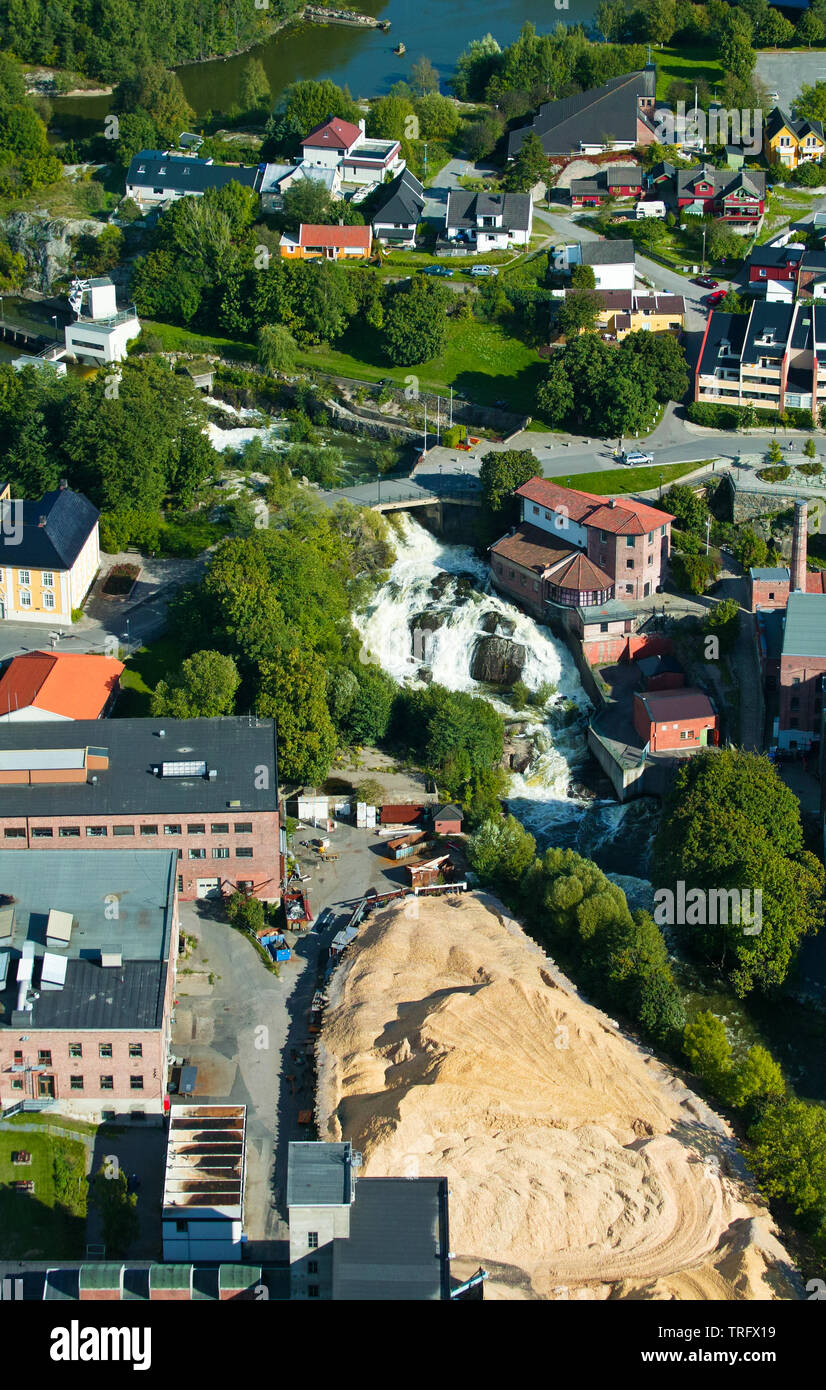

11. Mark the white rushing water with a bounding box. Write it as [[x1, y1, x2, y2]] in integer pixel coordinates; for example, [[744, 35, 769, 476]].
[[354, 513, 658, 873]]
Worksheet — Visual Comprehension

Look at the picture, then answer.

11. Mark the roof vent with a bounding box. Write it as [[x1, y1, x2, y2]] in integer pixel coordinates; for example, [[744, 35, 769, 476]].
[[38, 515, 46, 527], [158, 729, 166, 738], [100, 950, 122, 968], [208, 768, 217, 780]]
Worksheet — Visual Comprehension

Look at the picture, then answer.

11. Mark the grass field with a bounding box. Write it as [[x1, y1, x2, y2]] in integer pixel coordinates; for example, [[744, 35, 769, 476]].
[[116, 635, 180, 717], [546, 459, 716, 494], [0, 1129, 88, 1258], [655, 46, 726, 100]]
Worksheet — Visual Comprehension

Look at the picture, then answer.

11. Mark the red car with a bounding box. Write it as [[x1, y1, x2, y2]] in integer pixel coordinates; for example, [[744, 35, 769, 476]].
[[695, 276, 719, 288], [705, 290, 726, 307]]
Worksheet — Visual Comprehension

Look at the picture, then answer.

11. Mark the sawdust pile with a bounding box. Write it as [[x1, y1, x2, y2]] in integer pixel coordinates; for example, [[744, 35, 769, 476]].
[[316, 893, 800, 1300]]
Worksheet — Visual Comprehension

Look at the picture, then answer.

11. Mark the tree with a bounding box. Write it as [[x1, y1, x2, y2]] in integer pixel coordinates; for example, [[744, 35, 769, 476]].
[[380, 276, 451, 365], [239, 57, 271, 114], [114, 63, 195, 144], [734, 526, 768, 570], [226, 890, 266, 935], [257, 645, 338, 784], [556, 289, 603, 338], [413, 93, 459, 140], [795, 10, 825, 46], [258, 322, 297, 375], [729, 1045, 785, 1109], [467, 813, 537, 886], [503, 131, 549, 192], [794, 81, 826, 124], [464, 111, 505, 161], [703, 596, 740, 654], [367, 93, 415, 141], [749, 1097, 826, 1229], [707, 219, 746, 263], [151, 650, 240, 718], [660, 483, 707, 534], [595, 0, 627, 43], [683, 1010, 733, 1094], [410, 55, 439, 96], [479, 448, 538, 514], [91, 1166, 139, 1257], [570, 263, 596, 289], [342, 664, 397, 744]]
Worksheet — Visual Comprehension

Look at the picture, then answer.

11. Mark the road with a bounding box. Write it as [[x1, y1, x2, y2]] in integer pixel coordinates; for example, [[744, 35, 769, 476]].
[[755, 49, 826, 114]]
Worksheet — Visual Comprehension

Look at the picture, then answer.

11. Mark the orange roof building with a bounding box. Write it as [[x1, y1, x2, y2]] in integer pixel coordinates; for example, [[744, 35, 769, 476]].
[[490, 475, 676, 611], [279, 223, 372, 261], [0, 650, 124, 722]]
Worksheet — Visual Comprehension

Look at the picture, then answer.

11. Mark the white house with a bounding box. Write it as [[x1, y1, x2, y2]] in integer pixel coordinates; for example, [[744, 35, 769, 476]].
[[300, 116, 403, 186], [64, 277, 140, 364], [125, 149, 262, 209], [565, 240, 636, 291], [372, 168, 425, 248], [444, 191, 532, 251]]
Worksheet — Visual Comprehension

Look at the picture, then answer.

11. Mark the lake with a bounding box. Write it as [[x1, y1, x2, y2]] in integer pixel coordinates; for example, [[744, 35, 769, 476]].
[[52, 0, 601, 131]]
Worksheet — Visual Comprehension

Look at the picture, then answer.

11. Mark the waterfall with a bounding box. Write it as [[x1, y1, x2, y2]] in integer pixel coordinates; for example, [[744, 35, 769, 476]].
[[354, 514, 657, 875]]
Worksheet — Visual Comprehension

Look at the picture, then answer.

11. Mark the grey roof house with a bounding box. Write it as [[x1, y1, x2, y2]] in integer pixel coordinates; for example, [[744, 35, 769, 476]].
[[372, 168, 425, 246], [507, 65, 658, 159], [444, 190, 532, 250]]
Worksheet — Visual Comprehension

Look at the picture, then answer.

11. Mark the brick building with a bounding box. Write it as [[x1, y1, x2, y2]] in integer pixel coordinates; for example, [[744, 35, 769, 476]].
[[777, 591, 826, 751], [0, 717, 282, 902], [489, 478, 673, 615], [0, 848, 177, 1121], [632, 688, 718, 752]]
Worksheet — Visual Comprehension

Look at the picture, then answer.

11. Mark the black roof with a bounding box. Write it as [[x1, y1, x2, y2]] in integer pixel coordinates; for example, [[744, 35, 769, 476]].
[[372, 168, 424, 226], [0, 488, 98, 570], [0, 717, 278, 818], [743, 299, 794, 363], [749, 243, 805, 269], [765, 106, 826, 143], [696, 309, 749, 375], [582, 239, 635, 265], [23, 958, 166, 1030], [676, 164, 764, 201], [507, 67, 656, 158], [446, 189, 532, 232], [433, 803, 463, 820], [333, 1177, 450, 1300], [126, 150, 262, 195]]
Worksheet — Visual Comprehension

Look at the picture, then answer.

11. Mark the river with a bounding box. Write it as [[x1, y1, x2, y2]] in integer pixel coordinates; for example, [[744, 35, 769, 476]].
[[353, 513, 826, 1100], [52, 0, 601, 130]]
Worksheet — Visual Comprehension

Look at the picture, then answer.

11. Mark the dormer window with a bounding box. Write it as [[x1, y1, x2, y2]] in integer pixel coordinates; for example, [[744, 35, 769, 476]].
[[159, 166, 166, 174]]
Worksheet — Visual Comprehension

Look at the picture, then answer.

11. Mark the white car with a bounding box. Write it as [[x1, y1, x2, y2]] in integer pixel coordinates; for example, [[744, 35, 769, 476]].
[[621, 450, 654, 465], [469, 264, 499, 277]]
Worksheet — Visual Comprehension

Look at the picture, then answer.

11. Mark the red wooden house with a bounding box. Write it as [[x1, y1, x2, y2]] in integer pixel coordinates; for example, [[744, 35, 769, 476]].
[[676, 165, 765, 222]]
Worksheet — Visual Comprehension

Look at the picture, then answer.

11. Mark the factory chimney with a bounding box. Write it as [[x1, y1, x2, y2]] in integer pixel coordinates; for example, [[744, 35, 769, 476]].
[[790, 500, 808, 593]]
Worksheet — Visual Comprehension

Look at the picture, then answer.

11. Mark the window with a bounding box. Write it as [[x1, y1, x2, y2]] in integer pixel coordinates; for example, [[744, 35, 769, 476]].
[[130, 1076, 143, 1090], [600, 531, 607, 541], [99, 1043, 112, 1059], [69, 1043, 82, 1058], [236, 847, 253, 858], [768, 591, 775, 600], [532, 504, 539, 514], [100, 1075, 114, 1090], [308, 1285, 320, 1299], [308, 1260, 318, 1274], [43, 592, 55, 610], [176, 1220, 188, 1233], [625, 536, 634, 547], [237, 880, 254, 893], [42, 571, 53, 587], [11, 1078, 23, 1091], [600, 622, 608, 633], [71, 1075, 84, 1090], [113, 825, 135, 836], [626, 559, 634, 569], [13, 1050, 22, 1065], [308, 1232, 319, 1249], [679, 730, 696, 740], [187, 824, 206, 834], [164, 824, 181, 836], [211, 823, 229, 834], [19, 569, 29, 585], [38, 1050, 52, 1066], [213, 847, 230, 859], [139, 825, 158, 836], [32, 827, 52, 838], [129, 1043, 143, 1058], [19, 591, 31, 608], [189, 848, 206, 859], [4, 828, 25, 839], [59, 827, 80, 838], [177, 875, 183, 892], [86, 826, 107, 838], [234, 822, 252, 834]]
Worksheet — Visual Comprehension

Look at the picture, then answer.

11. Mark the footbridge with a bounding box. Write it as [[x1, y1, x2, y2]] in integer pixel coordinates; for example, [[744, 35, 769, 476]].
[[317, 474, 482, 514]]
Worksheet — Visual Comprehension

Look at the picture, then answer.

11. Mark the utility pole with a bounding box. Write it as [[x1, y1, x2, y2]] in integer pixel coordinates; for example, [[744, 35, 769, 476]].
[[701, 222, 707, 276], [423, 399, 428, 454], [436, 394, 440, 444], [449, 386, 453, 427], [705, 515, 711, 555]]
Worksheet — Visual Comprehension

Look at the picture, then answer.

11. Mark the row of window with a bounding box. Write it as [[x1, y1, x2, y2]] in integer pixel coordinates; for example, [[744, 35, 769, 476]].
[[17, 570, 53, 587], [18, 591, 55, 610], [17, 1043, 143, 1065], [5, 821, 254, 839], [9, 1076, 144, 1092]]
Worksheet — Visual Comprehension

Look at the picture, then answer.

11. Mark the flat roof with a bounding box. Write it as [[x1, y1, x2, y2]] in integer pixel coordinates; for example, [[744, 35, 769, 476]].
[[287, 1141, 353, 1208], [0, 716, 277, 817], [0, 849, 176, 1031], [163, 1105, 246, 1219], [782, 591, 826, 657], [332, 1177, 450, 1301], [750, 566, 789, 581]]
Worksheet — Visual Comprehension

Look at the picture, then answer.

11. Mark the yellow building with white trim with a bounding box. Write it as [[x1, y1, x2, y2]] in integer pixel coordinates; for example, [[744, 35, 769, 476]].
[[0, 482, 100, 625]]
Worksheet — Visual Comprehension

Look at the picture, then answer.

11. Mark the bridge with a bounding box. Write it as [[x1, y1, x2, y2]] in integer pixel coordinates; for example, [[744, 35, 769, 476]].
[[317, 474, 482, 514]]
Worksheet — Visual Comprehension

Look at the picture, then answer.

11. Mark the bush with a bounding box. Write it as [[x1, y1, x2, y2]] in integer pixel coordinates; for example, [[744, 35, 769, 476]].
[[757, 465, 791, 482], [511, 679, 530, 708], [670, 551, 720, 594]]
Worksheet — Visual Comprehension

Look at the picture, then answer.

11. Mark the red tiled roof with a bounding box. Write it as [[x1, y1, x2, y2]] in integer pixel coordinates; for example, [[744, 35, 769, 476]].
[[0, 651, 124, 720], [380, 805, 424, 825], [301, 116, 362, 149], [516, 476, 675, 535], [490, 523, 573, 574], [548, 551, 613, 591], [298, 223, 372, 250], [806, 570, 826, 594]]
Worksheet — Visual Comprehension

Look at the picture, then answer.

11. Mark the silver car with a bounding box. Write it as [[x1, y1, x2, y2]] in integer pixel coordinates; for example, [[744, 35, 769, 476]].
[[621, 450, 654, 465]]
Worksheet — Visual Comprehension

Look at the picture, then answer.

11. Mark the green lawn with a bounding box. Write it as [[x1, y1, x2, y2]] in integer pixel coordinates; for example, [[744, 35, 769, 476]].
[[547, 459, 716, 494], [139, 320, 255, 361], [116, 635, 180, 717], [656, 46, 725, 100], [0, 1129, 88, 1258]]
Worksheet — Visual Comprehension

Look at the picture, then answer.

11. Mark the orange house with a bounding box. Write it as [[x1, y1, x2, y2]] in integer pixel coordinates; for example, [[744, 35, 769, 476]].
[[633, 688, 718, 753], [280, 223, 372, 261]]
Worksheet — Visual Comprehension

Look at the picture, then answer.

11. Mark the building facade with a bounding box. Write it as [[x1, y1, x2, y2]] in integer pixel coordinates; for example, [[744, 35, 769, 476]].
[[694, 299, 826, 413], [632, 688, 718, 752], [0, 717, 282, 902], [279, 223, 372, 260], [766, 108, 826, 170], [777, 591, 826, 751], [0, 483, 99, 625]]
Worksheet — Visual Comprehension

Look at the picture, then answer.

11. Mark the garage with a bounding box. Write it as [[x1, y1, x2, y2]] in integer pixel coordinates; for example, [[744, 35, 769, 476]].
[[196, 878, 221, 899]]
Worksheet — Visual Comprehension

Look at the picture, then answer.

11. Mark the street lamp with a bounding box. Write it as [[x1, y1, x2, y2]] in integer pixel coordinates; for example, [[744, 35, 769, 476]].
[[705, 515, 711, 555], [659, 471, 663, 500]]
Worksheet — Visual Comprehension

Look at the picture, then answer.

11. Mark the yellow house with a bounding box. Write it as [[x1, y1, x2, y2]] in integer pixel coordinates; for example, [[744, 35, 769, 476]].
[[564, 289, 685, 341], [766, 108, 826, 171], [0, 482, 100, 625]]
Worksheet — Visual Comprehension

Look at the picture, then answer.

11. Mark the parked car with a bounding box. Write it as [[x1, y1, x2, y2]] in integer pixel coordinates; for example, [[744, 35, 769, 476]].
[[621, 450, 654, 465], [468, 264, 499, 277], [694, 276, 719, 288], [705, 289, 726, 306], [421, 265, 454, 277]]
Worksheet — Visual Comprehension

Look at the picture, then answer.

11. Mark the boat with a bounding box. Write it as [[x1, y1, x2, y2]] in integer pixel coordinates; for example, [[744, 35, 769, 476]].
[[394, 41, 406, 56]]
